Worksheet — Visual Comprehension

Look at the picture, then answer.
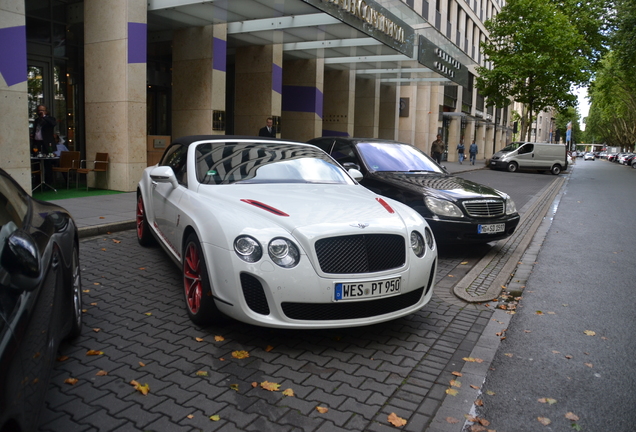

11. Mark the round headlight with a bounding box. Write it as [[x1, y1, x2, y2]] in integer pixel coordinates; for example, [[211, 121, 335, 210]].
[[268, 238, 300, 268], [424, 196, 464, 218], [410, 231, 425, 257], [424, 227, 435, 250], [234, 236, 262, 263]]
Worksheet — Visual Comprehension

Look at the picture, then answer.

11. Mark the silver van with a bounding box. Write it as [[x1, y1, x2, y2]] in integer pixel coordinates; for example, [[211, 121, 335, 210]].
[[490, 142, 568, 175]]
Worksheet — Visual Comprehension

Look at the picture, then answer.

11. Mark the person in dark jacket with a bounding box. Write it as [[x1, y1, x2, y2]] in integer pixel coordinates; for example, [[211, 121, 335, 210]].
[[258, 117, 276, 137], [32, 105, 57, 155], [469, 140, 478, 165]]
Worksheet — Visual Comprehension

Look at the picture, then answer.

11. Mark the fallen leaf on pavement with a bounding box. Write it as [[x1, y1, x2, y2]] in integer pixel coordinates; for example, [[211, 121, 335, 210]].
[[452, 371, 462, 377], [265, 345, 274, 352], [260, 381, 280, 391], [232, 350, 249, 359], [209, 415, 220, 421], [316, 406, 329, 413], [282, 388, 294, 397], [139, 362, 145, 367], [130, 380, 150, 395], [186, 414, 194, 419], [446, 417, 460, 424], [538, 397, 557, 405], [64, 378, 78, 385], [196, 371, 208, 377], [95, 370, 108, 376], [537, 417, 551, 425], [57, 356, 69, 362], [214, 335, 224, 341], [450, 379, 461, 388], [585, 362, 593, 368], [387, 412, 407, 427], [230, 384, 239, 391], [112, 239, 121, 243], [474, 399, 483, 406], [195, 337, 204, 342], [86, 350, 103, 356], [446, 388, 459, 396], [565, 412, 580, 421], [583, 330, 596, 336]]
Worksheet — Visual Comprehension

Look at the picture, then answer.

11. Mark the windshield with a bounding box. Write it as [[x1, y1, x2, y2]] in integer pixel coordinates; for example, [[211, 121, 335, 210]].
[[356, 142, 445, 173], [501, 142, 524, 152], [195, 142, 355, 185]]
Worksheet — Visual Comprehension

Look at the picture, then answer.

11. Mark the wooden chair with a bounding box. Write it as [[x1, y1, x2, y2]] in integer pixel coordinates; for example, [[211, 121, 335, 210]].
[[76, 153, 109, 190], [51, 151, 80, 189]]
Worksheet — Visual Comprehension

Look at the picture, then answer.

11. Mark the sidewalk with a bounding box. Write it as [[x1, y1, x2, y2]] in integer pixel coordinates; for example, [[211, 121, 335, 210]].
[[48, 159, 487, 237]]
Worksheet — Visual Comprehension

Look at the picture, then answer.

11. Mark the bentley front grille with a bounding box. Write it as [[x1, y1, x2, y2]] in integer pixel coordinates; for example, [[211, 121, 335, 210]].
[[315, 234, 405, 274]]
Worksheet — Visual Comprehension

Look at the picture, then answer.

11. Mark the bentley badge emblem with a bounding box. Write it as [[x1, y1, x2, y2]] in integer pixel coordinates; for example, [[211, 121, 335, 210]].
[[351, 222, 369, 229]]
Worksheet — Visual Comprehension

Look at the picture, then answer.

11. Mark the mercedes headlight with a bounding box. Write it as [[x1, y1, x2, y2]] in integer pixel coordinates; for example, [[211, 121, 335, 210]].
[[425, 196, 464, 217], [234, 236, 262, 263], [505, 196, 517, 215], [268, 238, 300, 268]]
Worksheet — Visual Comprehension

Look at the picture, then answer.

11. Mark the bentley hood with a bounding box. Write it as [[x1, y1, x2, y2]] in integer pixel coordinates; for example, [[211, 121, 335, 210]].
[[198, 183, 417, 237]]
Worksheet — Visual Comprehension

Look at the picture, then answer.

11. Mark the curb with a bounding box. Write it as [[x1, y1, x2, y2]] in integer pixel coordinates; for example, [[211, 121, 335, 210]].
[[452, 176, 565, 303], [78, 220, 136, 239]]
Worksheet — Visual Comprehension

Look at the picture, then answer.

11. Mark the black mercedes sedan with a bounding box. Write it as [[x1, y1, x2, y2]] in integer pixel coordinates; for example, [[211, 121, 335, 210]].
[[307, 137, 520, 244], [0, 168, 82, 431]]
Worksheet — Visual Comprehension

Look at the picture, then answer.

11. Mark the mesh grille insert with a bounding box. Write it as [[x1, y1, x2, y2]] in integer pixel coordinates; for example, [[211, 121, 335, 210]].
[[462, 200, 505, 217], [315, 234, 405, 274]]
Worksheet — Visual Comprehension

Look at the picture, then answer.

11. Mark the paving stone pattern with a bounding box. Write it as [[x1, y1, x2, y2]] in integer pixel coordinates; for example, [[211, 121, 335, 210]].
[[40, 230, 493, 432]]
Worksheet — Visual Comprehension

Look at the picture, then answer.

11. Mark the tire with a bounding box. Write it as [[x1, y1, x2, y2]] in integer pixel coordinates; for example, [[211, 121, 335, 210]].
[[136, 192, 154, 246], [507, 162, 518, 173], [550, 164, 562, 175], [183, 233, 220, 325], [67, 243, 82, 339]]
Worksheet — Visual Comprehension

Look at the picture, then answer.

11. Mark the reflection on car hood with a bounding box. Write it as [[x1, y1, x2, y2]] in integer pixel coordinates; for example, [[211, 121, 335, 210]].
[[200, 183, 410, 234], [370, 172, 504, 200]]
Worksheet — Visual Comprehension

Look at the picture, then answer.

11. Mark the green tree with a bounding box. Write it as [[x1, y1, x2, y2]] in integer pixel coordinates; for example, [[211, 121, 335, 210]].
[[476, 0, 609, 141], [554, 107, 581, 146], [586, 52, 636, 150]]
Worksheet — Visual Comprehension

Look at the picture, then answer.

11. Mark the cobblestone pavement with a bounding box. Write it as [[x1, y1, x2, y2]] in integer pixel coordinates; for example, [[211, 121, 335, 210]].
[[39, 230, 495, 432]]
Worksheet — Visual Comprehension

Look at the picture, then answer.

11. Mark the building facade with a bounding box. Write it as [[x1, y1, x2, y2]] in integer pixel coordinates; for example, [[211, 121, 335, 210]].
[[1, 0, 512, 193]]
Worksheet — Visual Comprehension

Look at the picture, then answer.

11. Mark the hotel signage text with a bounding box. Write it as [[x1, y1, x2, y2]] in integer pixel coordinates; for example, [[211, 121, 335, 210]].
[[305, 0, 414, 57], [324, 0, 405, 43]]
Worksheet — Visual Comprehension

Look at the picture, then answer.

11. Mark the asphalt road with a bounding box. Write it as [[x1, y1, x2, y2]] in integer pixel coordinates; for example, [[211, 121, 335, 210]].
[[478, 159, 636, 431]]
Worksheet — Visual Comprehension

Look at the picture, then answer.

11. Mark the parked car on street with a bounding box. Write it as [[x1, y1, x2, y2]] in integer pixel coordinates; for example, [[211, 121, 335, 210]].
[[489, 142, 568, 174], [136, 136, 437, 328], [584, 152, 595, 161], [0, 168, 82, 431], [307, 137, 520, 244]]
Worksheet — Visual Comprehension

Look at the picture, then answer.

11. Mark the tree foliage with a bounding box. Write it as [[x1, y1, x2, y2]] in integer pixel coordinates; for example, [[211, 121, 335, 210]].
[[475, 0, 610, 141], [586, 53, 636, 150]]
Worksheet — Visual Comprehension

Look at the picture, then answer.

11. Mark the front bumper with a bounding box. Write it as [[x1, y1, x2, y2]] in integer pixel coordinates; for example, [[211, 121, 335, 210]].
[[489, 159, 509, 170], [426, 214, 521, 244]]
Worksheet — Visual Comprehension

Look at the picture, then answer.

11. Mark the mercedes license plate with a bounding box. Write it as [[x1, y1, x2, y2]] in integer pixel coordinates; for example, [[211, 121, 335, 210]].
[[478, 223, 505, 234]]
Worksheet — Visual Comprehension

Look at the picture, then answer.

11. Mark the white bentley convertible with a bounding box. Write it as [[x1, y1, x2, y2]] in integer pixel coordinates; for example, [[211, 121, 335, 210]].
[[136, 136, 437, 328]]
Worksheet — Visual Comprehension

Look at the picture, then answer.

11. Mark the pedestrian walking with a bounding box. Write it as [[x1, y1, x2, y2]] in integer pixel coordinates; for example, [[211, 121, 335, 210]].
[[469, 140, 478, 165], [430, 134, 444, 164], [457, 140, 465, 164]]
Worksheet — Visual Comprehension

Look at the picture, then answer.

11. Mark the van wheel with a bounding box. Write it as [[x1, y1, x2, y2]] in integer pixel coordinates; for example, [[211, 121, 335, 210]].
[[550, 164, 562, 175], [507, 162, 518, 172]]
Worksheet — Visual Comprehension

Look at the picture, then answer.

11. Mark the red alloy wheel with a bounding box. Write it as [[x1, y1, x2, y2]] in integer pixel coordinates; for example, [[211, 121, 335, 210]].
[[183, 242, 203, 314], [136, 195, 145, 238]]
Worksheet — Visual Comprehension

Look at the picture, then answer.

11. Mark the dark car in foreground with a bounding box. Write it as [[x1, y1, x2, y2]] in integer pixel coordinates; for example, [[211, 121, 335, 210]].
[[0, 168, 82, 431], [307, 137, 520, 244]]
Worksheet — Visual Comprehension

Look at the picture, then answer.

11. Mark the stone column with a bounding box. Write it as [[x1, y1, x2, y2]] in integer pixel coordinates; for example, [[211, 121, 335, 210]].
[[84, 0, 147, 191], [484, 124, 495, 159], [323, 70, 354, 137], [378, 84, 397, 140], [413, 84, 431, 152], [235, 45, 282, 136], [0, 0, 30, 192], [172, 24, 227, 138], [354, 77, 380, 138], [282, 58, 324, 142]]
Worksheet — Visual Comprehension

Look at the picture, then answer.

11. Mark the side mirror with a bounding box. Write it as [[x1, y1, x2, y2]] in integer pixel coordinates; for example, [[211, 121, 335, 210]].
[[347, 168, 364, 181], [1, 230, 41, 291], [149, 166, 179, 188]]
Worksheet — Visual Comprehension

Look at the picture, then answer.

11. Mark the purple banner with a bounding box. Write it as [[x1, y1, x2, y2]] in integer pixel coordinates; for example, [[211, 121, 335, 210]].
[[282, 85, 323, 118], [128, 22, 147, 64], [0, 26, 27, 86], [213, 38, 226, 72], [272, 64, 282, 94]]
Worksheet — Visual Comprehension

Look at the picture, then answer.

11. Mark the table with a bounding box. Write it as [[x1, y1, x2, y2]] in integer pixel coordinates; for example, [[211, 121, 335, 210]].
[[31, 156, 59, 193]]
